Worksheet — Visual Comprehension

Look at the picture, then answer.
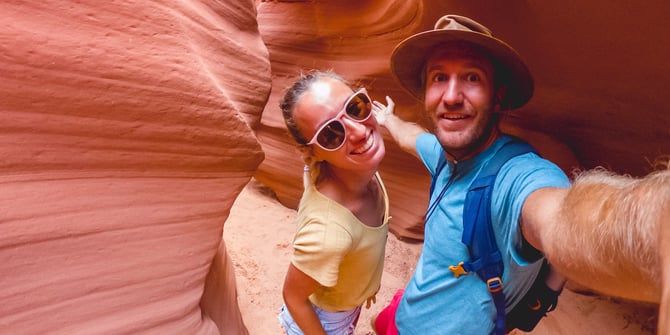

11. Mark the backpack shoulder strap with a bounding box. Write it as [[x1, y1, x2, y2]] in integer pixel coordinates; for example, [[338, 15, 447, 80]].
[[452, 140, 536, 335], [462, 140, 535, 259]]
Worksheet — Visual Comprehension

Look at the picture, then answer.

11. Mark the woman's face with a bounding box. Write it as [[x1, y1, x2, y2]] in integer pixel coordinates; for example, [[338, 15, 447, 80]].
[[294, 78, 385, 172]]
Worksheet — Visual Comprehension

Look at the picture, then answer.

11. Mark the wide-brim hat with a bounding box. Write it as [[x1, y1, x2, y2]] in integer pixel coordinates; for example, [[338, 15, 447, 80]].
[[391, 14, 534, 110]]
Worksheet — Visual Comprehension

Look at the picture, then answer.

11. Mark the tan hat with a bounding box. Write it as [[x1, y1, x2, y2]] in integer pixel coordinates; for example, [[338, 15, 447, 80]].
[[391, 14, 534, 110]]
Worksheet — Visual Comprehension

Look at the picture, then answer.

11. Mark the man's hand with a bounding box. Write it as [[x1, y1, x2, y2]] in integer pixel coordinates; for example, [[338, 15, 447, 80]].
[[372, 96, 395, 126], [372, 95, 424, 159]]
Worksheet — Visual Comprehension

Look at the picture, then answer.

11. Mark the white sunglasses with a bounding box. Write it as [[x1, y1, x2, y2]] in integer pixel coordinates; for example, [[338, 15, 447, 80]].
[[306, 88, 373, 151]]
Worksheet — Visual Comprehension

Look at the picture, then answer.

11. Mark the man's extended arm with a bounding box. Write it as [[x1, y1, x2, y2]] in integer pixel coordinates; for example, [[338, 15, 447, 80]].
[[372, 97, 426, 159], [521, 166, 670, 305]]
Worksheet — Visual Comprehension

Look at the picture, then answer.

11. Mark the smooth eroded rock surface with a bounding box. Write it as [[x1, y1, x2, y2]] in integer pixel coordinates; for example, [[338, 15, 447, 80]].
[[0, 1, 270, 334]]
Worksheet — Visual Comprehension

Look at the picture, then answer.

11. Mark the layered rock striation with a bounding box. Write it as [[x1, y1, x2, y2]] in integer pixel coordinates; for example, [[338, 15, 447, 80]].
[[0, 1, 269, 334]]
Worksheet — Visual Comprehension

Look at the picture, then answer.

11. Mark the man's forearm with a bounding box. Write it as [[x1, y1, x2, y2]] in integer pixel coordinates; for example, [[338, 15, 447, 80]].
[[541, 166, 670, 303], [381, 113, 426, 158]]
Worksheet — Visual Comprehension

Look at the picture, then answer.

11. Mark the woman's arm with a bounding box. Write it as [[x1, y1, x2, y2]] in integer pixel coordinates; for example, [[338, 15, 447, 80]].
[[282, 263, 327, 335]]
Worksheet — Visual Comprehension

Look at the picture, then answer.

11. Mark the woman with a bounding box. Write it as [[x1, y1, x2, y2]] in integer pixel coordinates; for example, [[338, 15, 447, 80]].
[[277, 70, 390, 335]]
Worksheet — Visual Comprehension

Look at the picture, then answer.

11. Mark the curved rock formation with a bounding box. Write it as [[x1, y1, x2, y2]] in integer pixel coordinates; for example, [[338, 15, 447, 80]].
[[0, 1, 269, 334]]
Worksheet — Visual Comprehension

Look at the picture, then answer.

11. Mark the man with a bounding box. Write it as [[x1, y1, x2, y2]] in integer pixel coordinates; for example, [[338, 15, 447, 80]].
[[371, 14, 572, 335]]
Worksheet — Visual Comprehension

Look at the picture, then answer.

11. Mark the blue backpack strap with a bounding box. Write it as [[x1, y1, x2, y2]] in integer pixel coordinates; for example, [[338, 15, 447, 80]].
[[460, 140, 535, 335]]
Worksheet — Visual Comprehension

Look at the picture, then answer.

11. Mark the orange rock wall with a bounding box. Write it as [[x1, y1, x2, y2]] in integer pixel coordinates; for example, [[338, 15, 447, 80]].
[[254, 0, 670, 241], [0, 1, 269, 334]]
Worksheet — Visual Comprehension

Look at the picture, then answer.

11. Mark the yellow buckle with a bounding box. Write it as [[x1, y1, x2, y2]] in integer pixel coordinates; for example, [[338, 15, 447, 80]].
[[486, 277, 503, 293], [448, 262, 468, 278]]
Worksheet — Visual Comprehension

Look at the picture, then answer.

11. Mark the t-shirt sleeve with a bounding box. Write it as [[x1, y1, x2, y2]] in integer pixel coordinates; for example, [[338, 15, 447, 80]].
[[494, 153, 570, 265], [291, 217, 353, 287], [416, 133, 443, 175]]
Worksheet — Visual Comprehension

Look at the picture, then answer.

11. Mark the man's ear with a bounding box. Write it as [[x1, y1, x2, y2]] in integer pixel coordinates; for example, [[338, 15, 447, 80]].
[[494, 86, 508, 111]]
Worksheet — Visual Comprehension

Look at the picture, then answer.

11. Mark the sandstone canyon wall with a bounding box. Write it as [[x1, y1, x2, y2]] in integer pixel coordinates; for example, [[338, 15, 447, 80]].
[[0, 1, 269, 334], [254, 0, 670, 241]]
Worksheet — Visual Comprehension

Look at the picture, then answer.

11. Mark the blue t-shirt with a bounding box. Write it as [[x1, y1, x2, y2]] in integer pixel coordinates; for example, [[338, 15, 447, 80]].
[[395, 134, 570, 335]]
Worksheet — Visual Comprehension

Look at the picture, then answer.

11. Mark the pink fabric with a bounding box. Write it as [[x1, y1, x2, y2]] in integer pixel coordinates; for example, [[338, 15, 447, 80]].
[[374, 289, 403, 335]]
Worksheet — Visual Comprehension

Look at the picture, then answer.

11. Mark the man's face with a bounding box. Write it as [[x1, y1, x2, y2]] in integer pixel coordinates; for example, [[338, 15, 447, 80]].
[[423, 44, 499, 160]]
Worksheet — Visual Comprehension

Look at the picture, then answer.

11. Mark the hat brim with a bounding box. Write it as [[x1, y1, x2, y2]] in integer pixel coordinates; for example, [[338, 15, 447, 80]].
[[391, 29, 534, 110]]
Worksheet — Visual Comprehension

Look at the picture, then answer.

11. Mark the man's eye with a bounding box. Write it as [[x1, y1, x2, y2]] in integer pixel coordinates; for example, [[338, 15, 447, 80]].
[[466, 73, 480, 82], [432, 73, 447, 82]]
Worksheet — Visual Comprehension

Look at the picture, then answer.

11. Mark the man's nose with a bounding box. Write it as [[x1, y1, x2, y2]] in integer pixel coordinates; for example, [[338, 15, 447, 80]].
[[442, 80, 464, 106]]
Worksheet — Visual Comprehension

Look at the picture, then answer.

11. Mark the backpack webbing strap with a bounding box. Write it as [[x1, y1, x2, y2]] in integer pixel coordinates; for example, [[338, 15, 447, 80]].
[[461, 140, 535, 335]]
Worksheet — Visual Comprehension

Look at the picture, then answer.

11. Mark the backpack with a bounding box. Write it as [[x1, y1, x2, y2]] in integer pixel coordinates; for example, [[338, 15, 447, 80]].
[[430, 140, 561, 335]]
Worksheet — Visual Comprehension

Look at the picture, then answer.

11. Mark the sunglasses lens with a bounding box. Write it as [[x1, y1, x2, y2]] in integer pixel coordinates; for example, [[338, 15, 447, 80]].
[[316, 120, 345, 150], [345, 93, 372, 120]]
